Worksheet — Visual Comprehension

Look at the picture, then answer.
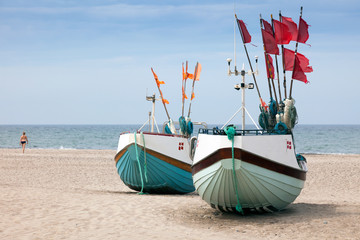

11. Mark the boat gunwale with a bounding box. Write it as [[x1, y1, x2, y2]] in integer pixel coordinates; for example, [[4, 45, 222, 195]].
[[119, 131, 189, 138]]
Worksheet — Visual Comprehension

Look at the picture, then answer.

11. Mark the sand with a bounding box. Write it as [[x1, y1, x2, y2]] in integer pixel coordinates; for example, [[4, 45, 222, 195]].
[[0, 149, 359, 240]]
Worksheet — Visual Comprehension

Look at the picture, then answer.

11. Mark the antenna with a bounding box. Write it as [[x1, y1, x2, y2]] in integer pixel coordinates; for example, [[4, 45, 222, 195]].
[[222, 60, 258, 130], [233, 3, 237, 72]]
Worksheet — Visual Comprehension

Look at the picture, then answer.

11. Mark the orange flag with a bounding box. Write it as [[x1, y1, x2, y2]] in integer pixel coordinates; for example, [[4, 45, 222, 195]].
[[260, 98, 269, 111], [194, 63, 202, 81], [182, 85, 188, 100], [151, 68, 169, 104], [151, 68, 165, 87], [182, 63, 188, 100]]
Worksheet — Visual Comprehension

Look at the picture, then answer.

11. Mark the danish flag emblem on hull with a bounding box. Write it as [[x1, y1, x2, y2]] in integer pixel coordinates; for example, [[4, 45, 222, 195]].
[[287, 141, 292, 150], [179, 142, 184, 150]]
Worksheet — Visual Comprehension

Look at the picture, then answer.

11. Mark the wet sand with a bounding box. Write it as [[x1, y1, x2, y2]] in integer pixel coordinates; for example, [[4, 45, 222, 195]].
[[0, 149, 359, 239]]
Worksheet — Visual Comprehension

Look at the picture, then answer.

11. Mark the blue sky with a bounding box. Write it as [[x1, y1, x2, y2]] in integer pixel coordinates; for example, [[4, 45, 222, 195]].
[[0, 0, 359, 125]]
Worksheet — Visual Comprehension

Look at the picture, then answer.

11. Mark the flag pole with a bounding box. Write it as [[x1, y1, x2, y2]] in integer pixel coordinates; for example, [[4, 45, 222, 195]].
[[235, 14, 262, 102], [151, 68, 171, 121], [289, 6, 303, 99], [279, 10, 288, 99], [187, 62, 200, 118], [181, 61, 189, 117], [260, 14, 278, 107], [270, 14, 283, 103]]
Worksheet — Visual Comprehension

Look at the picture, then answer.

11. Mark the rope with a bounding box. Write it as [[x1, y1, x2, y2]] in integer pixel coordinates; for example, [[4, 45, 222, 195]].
[[224, 125, 243, 214], [187, 120, 193, 135], [179, 116, 193, 136], [274, 122, 288, 134], [269, 98, 277, 117], [165, 124, 172, 134], [134, 132, 146, 195], [141, 132, 148, 182], [179, 116, 187, 135]]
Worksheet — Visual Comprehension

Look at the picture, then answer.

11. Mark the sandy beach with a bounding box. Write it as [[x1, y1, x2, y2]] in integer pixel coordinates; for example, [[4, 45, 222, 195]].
[[0, 149, 359, 239]]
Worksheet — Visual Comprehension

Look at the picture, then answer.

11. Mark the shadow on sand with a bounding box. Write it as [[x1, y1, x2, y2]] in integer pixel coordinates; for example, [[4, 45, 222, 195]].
[[175, 202, 360, 227]]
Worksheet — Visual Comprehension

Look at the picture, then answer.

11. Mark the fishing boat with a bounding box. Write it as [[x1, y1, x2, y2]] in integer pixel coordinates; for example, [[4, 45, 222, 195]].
[[114, 64, 206, 194], [192, 9, 311, 213], [114, 125, 196, 194]]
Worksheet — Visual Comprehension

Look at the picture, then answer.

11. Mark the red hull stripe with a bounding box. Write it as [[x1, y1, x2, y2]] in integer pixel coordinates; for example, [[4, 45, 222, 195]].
[[192, 148, 306, 181]]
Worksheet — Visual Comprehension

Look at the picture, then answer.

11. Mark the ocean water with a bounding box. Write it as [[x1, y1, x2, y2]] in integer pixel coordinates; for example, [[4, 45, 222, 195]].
[[0, 124, 359, 154]]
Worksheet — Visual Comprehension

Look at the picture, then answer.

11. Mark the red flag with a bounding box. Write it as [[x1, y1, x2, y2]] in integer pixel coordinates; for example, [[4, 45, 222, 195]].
[[264, 53, 274, 79], [281, 16, 298, 41], [237, 19, 251, 43], [262, 20, 273, 34], [292, 55, 308, 83], [261, 29, 279, 55], [297, 17, 309, 43], [283, 48, 313, 72], [273, 19, 292, 45]]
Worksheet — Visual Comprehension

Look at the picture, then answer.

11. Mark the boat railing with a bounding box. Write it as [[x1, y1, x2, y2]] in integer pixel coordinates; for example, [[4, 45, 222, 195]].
[[198, 128, 292, 136], [162, 121, 208, 134]]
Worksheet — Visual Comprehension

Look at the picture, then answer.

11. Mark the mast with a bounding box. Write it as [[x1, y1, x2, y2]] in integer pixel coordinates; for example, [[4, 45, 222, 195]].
[[151, 68, 171, 121], [279, 10, 288, 99], [260, 14, 278, 108], [235, 14, 262, 102], [181, 61, 188, 117], [270, 14, 282, 103], [187, 62, 200, 118], [150, 94, 156, 132], [289, 6, 303, 99]]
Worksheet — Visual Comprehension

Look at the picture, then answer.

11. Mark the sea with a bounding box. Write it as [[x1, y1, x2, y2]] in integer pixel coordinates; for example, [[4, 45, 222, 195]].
[[0, 124, 359, 154]]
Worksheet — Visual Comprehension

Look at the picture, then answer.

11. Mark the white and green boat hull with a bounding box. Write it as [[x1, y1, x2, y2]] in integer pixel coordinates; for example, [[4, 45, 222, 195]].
[[192, 132, 307, 213]]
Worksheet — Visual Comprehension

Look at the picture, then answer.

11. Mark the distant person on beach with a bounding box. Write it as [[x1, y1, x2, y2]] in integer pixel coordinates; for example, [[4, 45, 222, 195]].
[[19, 132, 29, 153]]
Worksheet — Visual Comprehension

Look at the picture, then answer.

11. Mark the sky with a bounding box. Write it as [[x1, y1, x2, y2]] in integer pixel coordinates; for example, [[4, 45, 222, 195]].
[[0, 0, 359, 125]]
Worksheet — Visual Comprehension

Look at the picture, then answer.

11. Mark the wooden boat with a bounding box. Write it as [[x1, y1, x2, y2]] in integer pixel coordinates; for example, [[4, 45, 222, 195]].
[[192, 127, 307, 212], [114, 129, 196, 194], [114, 64, 205, 194], [192, 11, 311, 213]]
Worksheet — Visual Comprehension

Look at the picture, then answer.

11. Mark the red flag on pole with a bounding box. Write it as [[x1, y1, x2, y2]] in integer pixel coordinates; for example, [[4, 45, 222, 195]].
[[264, 53, 275, 79], [237, 19, 252, 43], [283, 48, 313, 72], [297, 17, 310, 43], [282, 16, 298, 41], [261, 29, 279, 55], [262, 20, 273, 34], [273, 19, 292, 45], [292, 55, 308, 83]]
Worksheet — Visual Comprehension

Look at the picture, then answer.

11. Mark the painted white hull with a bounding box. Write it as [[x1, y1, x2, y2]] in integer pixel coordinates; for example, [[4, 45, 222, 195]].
[[192, 132, 307, 212]]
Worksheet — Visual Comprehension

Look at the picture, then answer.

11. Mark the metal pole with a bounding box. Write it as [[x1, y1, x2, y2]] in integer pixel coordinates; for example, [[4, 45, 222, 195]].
[[151, 94, 155, 132], [289, 6, 303, 99], [235, 14, 262, 101], [279, 11, 288, 99], [241, 68, 245, 130], [271, 14, 282, 103], [151, 68, 171, 121], [260, 14, 277, 105], [187, 62, 199, 118]]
